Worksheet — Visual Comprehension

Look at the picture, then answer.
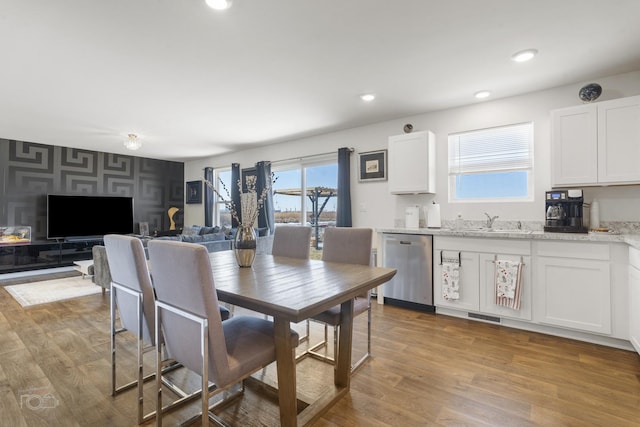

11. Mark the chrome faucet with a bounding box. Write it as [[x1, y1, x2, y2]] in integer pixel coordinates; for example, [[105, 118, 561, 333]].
[[484, 212, 499, 228]]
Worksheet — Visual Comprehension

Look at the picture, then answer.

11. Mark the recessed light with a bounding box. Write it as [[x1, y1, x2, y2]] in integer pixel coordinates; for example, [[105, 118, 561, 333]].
[[511, 49, 538, 63], [474, 90, 491, 99], [360, 94, 375, 102], [205, 0, 232, 10]]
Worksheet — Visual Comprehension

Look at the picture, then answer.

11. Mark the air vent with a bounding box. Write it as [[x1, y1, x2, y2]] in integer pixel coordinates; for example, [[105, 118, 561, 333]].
[[468, 312, 501, 323]]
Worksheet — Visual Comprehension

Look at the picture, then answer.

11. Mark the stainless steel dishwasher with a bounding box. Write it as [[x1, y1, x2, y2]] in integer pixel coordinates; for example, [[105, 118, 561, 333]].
[[381, 233, 434, 311]]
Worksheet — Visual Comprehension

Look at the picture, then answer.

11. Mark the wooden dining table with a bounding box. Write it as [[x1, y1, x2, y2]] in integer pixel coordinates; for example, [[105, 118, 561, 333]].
[[208, 250, 397, 427]]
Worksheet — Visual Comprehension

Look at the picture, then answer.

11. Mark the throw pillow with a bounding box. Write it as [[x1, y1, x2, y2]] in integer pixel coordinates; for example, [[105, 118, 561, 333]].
[[199, 226, 220, 235], [202, 232, 226, 242], [182, 225, 201, 236], [181, 234, 204, 243]]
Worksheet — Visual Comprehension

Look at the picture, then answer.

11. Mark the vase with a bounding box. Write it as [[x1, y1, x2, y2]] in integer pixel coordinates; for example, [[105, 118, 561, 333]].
[[234, 225, 256, 267]]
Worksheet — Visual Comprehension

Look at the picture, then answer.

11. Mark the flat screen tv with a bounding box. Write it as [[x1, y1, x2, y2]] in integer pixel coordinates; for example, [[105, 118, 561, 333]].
[[47, 194, 134, 240]]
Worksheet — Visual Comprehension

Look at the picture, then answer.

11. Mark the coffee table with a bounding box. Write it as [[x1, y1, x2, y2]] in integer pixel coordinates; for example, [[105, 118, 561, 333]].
[[73, 259, 94, 278]]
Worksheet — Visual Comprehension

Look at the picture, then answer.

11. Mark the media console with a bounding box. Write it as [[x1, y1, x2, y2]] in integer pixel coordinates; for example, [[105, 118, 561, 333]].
[[0, 239, 103, 274]]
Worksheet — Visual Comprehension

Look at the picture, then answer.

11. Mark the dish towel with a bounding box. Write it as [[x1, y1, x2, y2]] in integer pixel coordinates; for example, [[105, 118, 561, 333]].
[[495, 260, 523, 310], [441, 261, 460, 301]]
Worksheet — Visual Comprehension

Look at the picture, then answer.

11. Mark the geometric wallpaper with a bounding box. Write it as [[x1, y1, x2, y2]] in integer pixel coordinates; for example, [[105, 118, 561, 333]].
[[0, 138, 184, 241]]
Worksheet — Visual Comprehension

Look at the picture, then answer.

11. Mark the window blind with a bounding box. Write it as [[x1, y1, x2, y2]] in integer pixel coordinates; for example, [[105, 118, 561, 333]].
[[448, 122, 533, 175]]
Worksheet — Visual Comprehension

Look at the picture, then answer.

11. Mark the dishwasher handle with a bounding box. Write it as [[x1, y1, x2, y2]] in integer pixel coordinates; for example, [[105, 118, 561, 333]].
[[399, 241, 412, 245]]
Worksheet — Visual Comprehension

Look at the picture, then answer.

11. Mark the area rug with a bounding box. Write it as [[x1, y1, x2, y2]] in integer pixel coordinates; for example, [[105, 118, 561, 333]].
[[5, 276, 102, 307]]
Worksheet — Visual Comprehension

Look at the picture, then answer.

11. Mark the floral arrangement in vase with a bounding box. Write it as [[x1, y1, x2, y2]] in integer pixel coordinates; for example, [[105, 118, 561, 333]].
[[203, 173, 274, 267], [204, 174, 272, 228]]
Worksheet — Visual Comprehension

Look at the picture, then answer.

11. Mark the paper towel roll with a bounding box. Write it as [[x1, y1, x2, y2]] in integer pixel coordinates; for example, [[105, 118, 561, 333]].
[[589, 200, 600, 230], [427, 202, 441, 228]]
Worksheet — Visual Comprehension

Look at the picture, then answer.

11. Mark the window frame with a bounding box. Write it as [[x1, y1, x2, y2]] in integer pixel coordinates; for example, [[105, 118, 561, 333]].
[[448, 122, 534, 203]]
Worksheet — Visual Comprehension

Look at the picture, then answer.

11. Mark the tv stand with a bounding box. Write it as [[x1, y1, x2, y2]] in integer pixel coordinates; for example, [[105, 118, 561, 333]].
[[0, 239, 103, 274]]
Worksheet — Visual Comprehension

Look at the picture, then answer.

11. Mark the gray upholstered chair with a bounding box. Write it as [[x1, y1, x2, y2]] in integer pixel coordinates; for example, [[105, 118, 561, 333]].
[[305, 227, 373, 372], [104, 235, 204, 424], [90, 245, 111, 295], [271, 225, 313, 337], [147, 239, 300, 426], [271, 225, 312, 259]]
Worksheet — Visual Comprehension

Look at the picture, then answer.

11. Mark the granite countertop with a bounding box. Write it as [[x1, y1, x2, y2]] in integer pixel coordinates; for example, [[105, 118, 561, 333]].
[[376, 224, 640, 250]]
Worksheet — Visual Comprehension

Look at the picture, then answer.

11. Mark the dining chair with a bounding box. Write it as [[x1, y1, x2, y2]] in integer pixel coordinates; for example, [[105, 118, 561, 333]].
[[303, 227, 373, 372], [270, 225, 313, 338], [147, 239, 300, 426], [104, 234, 205, 424], [271, 225, 312, 259]]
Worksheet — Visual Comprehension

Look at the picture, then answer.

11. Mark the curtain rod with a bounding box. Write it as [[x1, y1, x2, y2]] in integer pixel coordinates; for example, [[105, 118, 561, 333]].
[[272, 147, 354, 165], [204, 147, 354, 170]]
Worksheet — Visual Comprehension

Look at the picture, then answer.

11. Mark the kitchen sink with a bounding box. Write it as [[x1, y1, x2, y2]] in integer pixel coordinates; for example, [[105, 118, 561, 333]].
[[449, 227, 532, 235], [481, 229, 532, 235]]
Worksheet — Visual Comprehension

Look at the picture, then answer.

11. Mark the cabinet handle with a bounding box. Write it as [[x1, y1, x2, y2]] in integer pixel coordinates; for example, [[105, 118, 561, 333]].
[[399, 241, 411, 245]]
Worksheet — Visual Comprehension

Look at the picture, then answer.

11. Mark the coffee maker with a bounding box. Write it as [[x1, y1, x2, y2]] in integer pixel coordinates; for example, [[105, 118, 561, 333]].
[[544, 189, 588, 233]]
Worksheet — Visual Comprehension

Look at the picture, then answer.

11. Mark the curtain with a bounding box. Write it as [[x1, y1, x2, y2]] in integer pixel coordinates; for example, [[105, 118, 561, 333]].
[[231, 163, 241, 228], [256, 161, 275, 235], [204, 167, 214, 227], [336, 147, 352, 227]]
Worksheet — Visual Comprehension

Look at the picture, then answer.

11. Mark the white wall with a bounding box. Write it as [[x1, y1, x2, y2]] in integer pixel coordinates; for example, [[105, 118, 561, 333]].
[[184, 70, 640, 230]]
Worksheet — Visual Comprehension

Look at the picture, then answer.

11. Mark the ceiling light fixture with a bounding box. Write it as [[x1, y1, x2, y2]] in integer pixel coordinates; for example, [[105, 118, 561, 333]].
[[474, 90, 491, 99], [124, 133, 142, 150], [205, 0, 232, 10], [511, 49, 538, 63], [360, 94, 375, 102]]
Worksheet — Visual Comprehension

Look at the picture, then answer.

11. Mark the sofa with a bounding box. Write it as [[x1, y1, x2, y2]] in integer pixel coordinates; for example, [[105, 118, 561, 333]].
[[154, 225, 273, 254]]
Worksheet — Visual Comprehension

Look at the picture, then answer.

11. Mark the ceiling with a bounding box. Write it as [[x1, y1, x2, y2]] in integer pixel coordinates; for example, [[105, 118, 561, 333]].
[[2, 1, 640, 162]]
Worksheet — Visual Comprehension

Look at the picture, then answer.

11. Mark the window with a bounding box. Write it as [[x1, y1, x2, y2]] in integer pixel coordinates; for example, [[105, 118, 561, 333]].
[[272, 159, 337, 254], [448, 122, 533, 202], [215, 168, 232, 227]]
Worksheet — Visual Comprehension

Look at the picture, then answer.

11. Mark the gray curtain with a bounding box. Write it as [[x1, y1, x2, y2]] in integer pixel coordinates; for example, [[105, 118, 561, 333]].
[[204, 167, 213, 227], [336, 147, 352, 227], [256, 161, 275, 235], [231, 163, 241, 228]]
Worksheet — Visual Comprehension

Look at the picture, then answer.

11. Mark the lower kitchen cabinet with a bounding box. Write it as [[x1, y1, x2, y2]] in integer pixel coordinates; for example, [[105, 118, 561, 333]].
[[533, 241, 612, 335], [434, 236, 531, 321], [479, 253, 532, 321], [629, 246, 640, 355], [433, 249, 480, 312]]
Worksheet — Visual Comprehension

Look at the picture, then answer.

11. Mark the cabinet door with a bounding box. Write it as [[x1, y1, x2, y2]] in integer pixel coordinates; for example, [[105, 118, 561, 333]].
[[535, 256, 611, 334], [433, 250, 480, 312], [551, 104, 598, 186], [388, 131, 435, 194], [597, 95, 640, 184], [629, 247, 640, 355], [479, 254, 532, 321]]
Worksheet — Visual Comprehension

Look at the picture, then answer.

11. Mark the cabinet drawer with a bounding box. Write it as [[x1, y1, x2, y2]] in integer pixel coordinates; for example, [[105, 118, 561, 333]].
[[435, 236, 530, 255], [535, 241, 609, 260]]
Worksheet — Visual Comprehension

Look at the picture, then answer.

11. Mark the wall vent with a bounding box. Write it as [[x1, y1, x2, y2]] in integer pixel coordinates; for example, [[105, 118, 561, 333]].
[[468, 312, 501, 323]]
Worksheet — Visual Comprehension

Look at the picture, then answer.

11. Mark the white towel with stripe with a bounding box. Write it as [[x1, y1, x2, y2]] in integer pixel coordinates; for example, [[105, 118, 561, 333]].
[[495, 260, 523, 310], [441, 261, 460, 301]]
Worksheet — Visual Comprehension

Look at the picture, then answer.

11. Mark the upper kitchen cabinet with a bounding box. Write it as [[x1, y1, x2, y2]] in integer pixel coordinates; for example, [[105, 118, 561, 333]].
[[388, 130, 436, 194], [551, 95, 640, 187]]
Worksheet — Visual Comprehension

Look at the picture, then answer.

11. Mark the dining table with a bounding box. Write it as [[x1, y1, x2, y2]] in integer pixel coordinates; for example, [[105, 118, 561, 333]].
[[208, 250, 397, 427]]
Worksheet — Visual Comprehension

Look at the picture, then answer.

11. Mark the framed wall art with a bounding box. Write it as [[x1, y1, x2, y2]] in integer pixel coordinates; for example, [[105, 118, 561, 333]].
[[186, 180, 202, 204], [358, 149, 387, 182]]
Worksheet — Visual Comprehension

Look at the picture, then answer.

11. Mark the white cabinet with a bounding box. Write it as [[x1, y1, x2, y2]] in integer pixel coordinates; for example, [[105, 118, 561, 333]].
[[433, 248, 480, 312], [551, 95, 640, 187], [551, 104, 598, 185], [479, 253, 531, 321], [388, 130, 435, 194], [434, 237, 531, 321], [533, 241, 611, 334], [629, 246, 640, 355]]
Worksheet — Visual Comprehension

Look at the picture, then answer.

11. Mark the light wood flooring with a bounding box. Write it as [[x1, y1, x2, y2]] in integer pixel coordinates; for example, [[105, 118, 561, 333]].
[[1, 276, 639, 426]]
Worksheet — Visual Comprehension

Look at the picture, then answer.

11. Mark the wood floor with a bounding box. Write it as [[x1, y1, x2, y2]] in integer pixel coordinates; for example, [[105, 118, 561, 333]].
[[1, 277, 639, 426]]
